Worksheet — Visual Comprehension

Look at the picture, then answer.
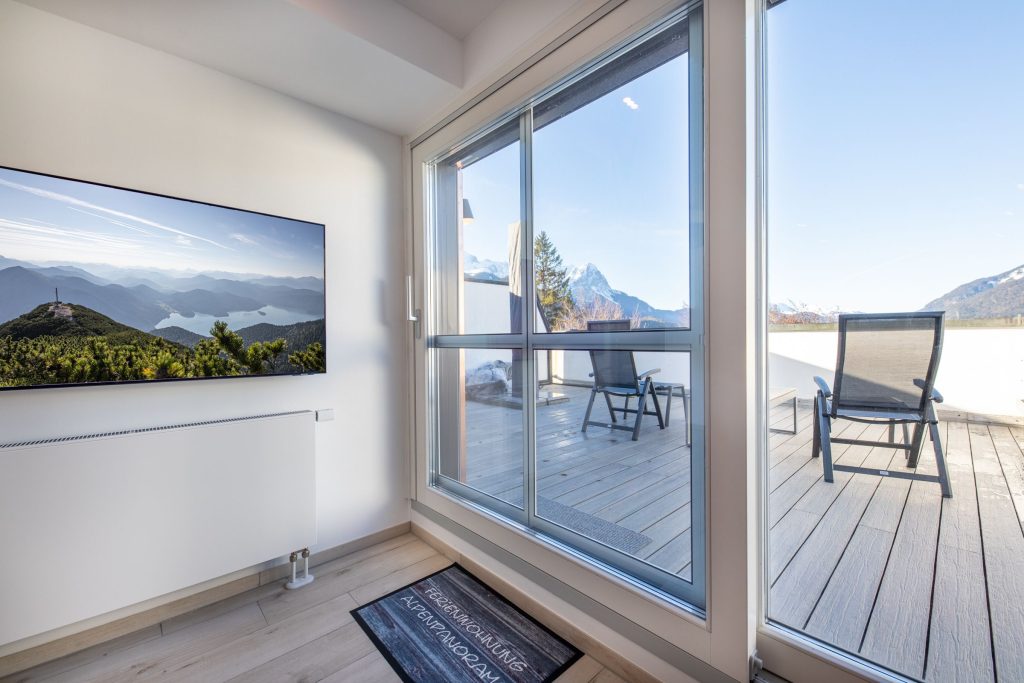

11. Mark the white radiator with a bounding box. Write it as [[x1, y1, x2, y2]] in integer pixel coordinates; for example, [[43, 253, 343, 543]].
[[0, 411, 316, 647]]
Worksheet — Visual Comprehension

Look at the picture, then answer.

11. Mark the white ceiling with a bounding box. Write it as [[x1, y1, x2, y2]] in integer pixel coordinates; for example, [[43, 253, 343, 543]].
[[396, 0, 502, 40], [13, 0, 556, 136]]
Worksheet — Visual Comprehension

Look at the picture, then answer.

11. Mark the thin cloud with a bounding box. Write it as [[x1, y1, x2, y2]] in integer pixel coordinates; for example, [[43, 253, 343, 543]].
[[230, 233, 258, 246], [67, 206, 156, 236], [0, 217, 144, 249], [622, 96, 639, 110], [1017, 183, 1024, 192], [0, 177, 230, 250], [0, 217, 146, 263]]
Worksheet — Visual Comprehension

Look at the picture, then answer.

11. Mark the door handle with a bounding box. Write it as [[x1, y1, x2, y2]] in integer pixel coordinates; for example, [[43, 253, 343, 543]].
[[406, 275, 420, 323]]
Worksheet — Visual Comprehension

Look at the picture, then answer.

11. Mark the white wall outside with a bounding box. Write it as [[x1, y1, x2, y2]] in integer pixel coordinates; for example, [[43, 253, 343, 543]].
[[769, 328, 1024, 418]]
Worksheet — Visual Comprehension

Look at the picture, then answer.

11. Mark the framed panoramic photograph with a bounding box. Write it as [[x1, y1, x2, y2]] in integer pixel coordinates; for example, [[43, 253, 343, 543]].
[[0, 165, 326, 390]]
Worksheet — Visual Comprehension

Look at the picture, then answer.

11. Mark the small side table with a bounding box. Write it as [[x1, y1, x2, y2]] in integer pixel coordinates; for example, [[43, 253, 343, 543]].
[[769, 387, 798, 434], [653, 382, 690, 447]]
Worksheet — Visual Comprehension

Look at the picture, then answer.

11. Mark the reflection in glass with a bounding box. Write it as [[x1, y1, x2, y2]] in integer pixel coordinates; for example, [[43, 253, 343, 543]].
[[532, 21, 692, 333], [435, 347, 523, 508], [535, 349, 693, 580], [439, 123, 522, 336]]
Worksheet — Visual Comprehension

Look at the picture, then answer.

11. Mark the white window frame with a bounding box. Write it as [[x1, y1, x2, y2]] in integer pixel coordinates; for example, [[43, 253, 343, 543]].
[[406, 1, 758, 680], [750, 2, 934, 681]]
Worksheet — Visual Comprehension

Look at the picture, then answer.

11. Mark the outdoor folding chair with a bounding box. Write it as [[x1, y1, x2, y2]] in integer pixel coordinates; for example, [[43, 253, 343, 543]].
[[581, 320, 664, 441], [812, 312, 952, 498]]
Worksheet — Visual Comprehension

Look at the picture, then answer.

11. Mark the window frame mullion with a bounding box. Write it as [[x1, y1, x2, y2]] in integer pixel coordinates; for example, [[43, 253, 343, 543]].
[[521, 107, 538, 534]]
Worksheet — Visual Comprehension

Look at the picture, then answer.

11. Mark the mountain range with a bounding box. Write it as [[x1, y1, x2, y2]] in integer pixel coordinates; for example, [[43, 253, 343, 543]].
[[922, 264, 1024, 319], [465, 253, 1024, 323], [0, 255, 325, 333], [566, 263, 689, 327], [463, 253, 689, 326], [151, 319, 326, 351]]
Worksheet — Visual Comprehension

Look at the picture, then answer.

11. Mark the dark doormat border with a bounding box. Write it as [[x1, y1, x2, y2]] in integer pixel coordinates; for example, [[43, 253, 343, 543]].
[[351, 562, 583, 683]]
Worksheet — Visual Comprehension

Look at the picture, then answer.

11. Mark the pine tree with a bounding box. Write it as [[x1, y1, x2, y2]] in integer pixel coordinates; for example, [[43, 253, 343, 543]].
[[534, 231, 575, 329]]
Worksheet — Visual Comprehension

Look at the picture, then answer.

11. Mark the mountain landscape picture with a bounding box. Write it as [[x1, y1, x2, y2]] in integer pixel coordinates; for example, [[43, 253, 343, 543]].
[[0, 166, 326, 390]]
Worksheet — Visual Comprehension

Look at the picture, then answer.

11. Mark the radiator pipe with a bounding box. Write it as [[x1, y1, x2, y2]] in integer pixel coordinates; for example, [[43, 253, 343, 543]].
[[285, 548, 314, 590]]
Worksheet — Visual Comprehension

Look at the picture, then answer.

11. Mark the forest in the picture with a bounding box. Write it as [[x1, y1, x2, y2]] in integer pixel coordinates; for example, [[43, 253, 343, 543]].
[[0, 166, 326, 389]]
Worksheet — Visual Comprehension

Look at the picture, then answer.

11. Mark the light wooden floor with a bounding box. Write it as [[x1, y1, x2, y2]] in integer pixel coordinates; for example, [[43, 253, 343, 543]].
[[2, 534, 626, 683]]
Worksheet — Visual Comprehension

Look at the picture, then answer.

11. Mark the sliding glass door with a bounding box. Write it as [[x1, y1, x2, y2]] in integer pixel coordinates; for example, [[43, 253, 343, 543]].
[[760, 0, 1024, 680], [424, 8, 706, 609]]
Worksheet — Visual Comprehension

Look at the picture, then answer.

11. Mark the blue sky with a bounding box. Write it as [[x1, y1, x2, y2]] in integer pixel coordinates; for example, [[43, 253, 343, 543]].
[[463, 0, 1024, 314], [767, 0, 1024, 311], [462, 54, 690, 312], [0, 167, 324, 278]]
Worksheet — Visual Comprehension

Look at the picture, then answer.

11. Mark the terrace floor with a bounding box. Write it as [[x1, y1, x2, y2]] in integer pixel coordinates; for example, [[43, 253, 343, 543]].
[[462, 384, 693, 581], [462, 385, 1024, 682]]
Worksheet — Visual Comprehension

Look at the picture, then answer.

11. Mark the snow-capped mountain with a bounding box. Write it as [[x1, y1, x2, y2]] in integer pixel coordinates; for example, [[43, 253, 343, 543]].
[[922, 263, 1024, 319], [461, 253, 688, 326], [769, 299, 845, 324], [567, 263, 689, 327], [567, 264, 615, 303], [463, 254, 508, 282]]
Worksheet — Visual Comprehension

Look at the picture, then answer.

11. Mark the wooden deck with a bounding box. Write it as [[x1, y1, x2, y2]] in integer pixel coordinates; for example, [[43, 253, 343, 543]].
[[463, 385, 693, 580], [769, 407, 1024, 682], [462, 385, 1024, 682]]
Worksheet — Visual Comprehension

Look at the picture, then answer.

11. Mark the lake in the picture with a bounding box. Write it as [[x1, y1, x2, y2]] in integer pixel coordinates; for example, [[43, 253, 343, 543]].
[[154, 306, 320, 335]]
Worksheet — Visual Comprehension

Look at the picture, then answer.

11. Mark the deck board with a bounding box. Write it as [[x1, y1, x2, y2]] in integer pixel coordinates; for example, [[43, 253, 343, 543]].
[[970, 424, 1024, 683], [925, 421, 995, 682]]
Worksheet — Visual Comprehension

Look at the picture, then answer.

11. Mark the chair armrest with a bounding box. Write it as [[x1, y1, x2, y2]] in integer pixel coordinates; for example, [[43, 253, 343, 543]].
[[637, 368, 661, 379], [813, 376, 832, 397], [914, 379, 944, 403]]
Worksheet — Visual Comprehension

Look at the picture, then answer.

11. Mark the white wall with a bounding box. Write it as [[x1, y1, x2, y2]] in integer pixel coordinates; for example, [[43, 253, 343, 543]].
[[463, 279, 692, 387], [769, 329, 1024, 418], [462, 0, 588, 91], [0, 0, 408, 628]]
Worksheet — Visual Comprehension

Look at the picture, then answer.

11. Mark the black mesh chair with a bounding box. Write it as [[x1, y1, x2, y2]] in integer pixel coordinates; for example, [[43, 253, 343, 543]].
[[581, 320, 664, 441], [813, 312, 951, 498]]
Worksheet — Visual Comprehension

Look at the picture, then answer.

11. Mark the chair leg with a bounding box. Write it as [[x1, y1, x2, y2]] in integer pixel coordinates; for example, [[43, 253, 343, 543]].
[[582, 389, 598, 433], [631, 382, 650, 441], [908, 422, 926, 468], [812, 392, 821, 458], [606, 393, 618, 423], [902, 423, 911, 455], [888, 422, 895, 444], [928, 403, 952, 498], [815, 394, 835, 482], [648, 382, 665, 429]]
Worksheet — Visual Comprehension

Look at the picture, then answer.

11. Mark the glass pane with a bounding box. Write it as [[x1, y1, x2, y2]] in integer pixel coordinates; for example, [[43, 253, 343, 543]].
[[532, 21, 691, 333], [436, 121, 523, 335], [535, 349, 693, 581], [435, 347, 524, 508], [765, 1, 1024, 680]]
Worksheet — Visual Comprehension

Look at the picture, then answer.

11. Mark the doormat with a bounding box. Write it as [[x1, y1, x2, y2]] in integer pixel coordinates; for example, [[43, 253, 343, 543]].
[[351, 564, 582, 683]]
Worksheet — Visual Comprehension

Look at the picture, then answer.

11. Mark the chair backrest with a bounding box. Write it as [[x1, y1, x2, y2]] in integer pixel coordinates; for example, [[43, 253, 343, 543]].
[[586, 320, 639, 390], [832, 312, 944, 414]]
